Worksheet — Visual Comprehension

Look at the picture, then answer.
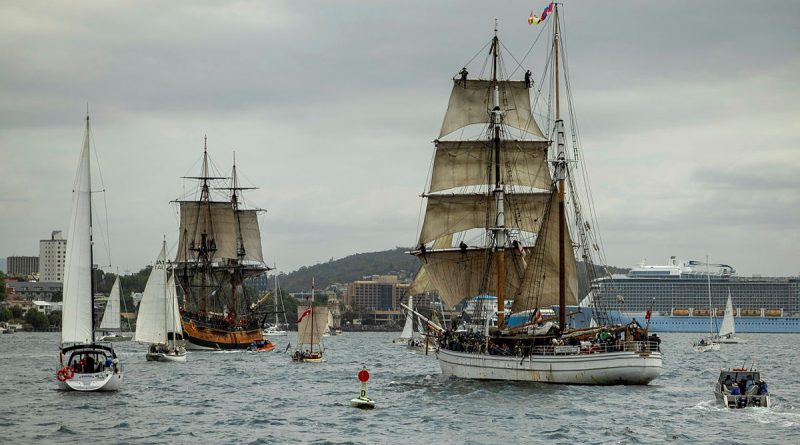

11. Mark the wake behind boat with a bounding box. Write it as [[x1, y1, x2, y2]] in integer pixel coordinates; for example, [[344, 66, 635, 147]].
[[57, 113, 123, 391], [410, 5, 661, 385]]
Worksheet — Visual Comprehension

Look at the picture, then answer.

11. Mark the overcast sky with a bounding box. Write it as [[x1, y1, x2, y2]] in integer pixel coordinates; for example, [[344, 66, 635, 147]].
[[1, 1, 798, 277]]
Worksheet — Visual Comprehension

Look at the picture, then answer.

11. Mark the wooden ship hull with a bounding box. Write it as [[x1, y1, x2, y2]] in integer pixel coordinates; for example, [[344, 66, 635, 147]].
[[181, 317, 264, 350]]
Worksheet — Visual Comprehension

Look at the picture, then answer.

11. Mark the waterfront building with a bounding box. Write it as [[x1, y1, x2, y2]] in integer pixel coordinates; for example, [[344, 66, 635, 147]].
[[39, 230, 67, 282], [346, 275, 409, 310], [5, 281, 63, 302]]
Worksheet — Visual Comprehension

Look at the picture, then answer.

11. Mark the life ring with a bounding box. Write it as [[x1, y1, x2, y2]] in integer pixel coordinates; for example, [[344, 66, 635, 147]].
[[56, 369, 67, 382], [63, 366, 75, 379]]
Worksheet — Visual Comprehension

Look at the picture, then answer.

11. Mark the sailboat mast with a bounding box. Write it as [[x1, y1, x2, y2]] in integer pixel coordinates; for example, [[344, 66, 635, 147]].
[[311, 278, 315, 354], [199, 136, 211, 314], [86, 113, 97, 337], [491, 24, 507, 330], [554, 4, 567, 332]]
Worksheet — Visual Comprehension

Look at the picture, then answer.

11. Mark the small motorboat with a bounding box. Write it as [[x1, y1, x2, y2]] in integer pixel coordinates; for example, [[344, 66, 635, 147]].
[[714, 367, 771, 408]]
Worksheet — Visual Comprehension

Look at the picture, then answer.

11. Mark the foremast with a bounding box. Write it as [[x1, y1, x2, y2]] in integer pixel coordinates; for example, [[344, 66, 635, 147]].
[[490, 27, 507, 329]]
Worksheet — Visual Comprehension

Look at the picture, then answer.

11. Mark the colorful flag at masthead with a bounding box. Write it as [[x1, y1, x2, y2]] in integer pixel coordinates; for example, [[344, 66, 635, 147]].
[[528, 2, 554, 25]]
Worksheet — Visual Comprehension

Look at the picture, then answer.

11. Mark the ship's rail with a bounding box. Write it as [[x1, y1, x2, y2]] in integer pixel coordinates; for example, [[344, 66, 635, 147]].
[[531, 341, 660, 356]]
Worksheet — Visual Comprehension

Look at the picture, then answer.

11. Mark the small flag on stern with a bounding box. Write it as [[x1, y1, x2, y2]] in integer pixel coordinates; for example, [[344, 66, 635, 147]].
[[645, 309, 652, 321]]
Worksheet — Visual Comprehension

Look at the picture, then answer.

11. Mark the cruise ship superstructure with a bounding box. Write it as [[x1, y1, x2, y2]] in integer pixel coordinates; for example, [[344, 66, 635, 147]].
[[584, 257, 800, 333]]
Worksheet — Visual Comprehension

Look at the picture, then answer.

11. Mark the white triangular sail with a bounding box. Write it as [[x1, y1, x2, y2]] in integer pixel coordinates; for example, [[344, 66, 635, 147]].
[[718, 291, 736, 338], [61, 121, 94, 345], [99, 277, 122, 331], [166, 272, 182, 337], [399, 296, 414, 340], [135, 245, 168, 344]]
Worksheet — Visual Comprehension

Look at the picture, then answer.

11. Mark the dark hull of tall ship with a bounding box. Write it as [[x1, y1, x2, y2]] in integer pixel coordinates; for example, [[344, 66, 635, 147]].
[[181, 315, 263, 350]]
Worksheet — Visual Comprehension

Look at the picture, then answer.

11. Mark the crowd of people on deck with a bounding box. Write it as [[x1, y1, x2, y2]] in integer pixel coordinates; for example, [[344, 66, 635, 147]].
[[437, 320, 661, 356]]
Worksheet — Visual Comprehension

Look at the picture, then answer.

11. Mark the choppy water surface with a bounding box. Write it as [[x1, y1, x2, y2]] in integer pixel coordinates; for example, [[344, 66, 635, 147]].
[[1, 332, 798, 444]]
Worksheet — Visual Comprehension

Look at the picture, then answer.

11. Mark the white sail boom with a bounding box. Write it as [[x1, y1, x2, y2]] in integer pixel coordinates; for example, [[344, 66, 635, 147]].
[[135, 246, 168, 344], [297, 306, 329, 346], [62, 127, 93, 344], [418, 248, 529, 308], [430, 140, 550, 193], [99, 277, 122, 331], [513, 192, 578, 313], [718, 292, 736, 338], [440, 80, 543, 138], [418, 192, 550, 245]]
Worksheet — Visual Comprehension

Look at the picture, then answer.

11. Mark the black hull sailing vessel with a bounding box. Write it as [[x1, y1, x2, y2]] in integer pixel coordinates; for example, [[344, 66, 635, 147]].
[[411, 6, 661, 384], [174, 139, 273, 351]]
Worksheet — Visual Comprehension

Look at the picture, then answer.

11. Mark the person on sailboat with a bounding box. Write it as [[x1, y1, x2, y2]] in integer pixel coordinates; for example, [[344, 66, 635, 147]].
[[524, 70, 532, 88], [459, 241, 468, 255]]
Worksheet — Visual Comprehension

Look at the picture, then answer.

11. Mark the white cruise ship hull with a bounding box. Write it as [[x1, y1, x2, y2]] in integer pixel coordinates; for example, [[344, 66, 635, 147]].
[[438, 348, 662, 385]]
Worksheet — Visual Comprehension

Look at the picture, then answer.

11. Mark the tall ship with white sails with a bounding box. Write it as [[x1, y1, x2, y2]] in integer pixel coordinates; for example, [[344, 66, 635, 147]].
[[411, 6, 661, 384], [174, 139, 271, 350]]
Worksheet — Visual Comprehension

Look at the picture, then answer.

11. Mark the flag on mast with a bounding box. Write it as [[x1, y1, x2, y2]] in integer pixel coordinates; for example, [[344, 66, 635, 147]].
[[528, 2, 554, 25]]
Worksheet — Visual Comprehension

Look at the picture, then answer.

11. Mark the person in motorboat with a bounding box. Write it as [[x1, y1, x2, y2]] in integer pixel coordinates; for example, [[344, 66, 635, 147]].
[[699, 338, 706, 346], [730, 382, 741, 396]]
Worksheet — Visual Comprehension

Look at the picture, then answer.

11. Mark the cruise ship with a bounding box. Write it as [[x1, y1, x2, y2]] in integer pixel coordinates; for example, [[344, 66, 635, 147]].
[[580, 257, 800, 333]]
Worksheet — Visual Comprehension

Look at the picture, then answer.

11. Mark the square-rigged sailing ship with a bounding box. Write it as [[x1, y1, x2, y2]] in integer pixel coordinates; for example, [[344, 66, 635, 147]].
[[173, 139, 272, 350], [411, 5, 662, 384]]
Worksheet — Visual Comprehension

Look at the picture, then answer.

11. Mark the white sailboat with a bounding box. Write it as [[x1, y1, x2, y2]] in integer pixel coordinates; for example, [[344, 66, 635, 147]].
[[412, 5, 662, 384], [56, 114, 123, 391], [718, 290, 745, 344], [97, 277, 132, 342], [135, 242, 186, 362], [693, 258, 721, 352], [292, 280, 328, 363], [263, 272, 288, 337], [394, 295, 415, 344]]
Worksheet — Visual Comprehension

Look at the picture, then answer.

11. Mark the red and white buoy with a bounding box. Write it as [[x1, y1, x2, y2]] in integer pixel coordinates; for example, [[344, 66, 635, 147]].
[[350, 366, 375, 409]]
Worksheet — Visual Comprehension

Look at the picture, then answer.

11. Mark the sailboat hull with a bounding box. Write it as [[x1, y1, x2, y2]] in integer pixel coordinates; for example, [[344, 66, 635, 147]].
[[437, 348, 662, 385], [57, 344, 123, 391], [181, 318, 263, 350], [146, 352, 187, 362]]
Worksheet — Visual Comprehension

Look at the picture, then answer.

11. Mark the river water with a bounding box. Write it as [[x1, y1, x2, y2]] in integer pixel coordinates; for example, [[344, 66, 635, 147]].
[[0, 332, 798, 444]]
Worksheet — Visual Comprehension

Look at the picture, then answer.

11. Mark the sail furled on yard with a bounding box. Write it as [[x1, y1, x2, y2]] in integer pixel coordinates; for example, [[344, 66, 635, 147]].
[[512, 191, 578, 313], [297, 306, 329, 346], [430, 140, 550, 192], [135, 245, 169, 345], [419, 248, 529, 308], [99, 278, 122, 331], [418, 192, 549, 245], [439, 80, 543, 138], [176, 202, 264, 263], [62, 127, 93, 344]]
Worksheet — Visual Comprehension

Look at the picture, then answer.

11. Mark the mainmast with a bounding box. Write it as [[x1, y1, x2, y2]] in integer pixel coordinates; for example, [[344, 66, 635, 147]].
[[198, 136, 214, 314], [87, 113, 96, 337], [553, 4, 568, 332], [491, 23, 507, 330]]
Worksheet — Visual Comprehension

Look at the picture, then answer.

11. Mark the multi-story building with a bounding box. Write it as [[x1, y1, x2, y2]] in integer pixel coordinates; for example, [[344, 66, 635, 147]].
[[6, 256, 39, 277], [39, 231, 67, 282], [346, 275, 410, 310], [5, 281, 63, 301]]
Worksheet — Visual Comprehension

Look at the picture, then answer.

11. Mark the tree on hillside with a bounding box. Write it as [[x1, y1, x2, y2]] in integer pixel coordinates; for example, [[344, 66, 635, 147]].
[[0, 308, 11, 322], [48, 310, 62, 327], [10, 305, 23, 319], [0, 271, 6, 301]]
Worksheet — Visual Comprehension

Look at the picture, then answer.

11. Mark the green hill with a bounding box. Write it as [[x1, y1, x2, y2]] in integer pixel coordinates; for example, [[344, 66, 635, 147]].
[[273, 247, 419, 292]]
